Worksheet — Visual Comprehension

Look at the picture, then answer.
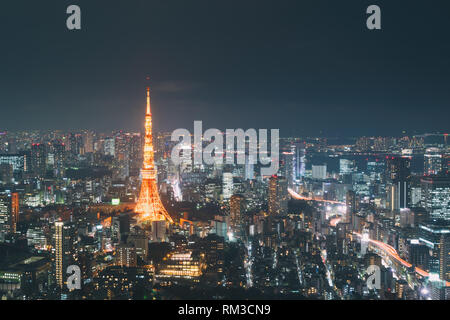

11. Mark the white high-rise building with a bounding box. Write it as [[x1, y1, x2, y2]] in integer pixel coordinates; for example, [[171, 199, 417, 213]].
[[312, 164, 327, 180], [222, 172, 233, 200], [421, 176, 450, 220], [104, 137, 115, 157], [245, 155, 255, 180], [339, 159, 355, 175]]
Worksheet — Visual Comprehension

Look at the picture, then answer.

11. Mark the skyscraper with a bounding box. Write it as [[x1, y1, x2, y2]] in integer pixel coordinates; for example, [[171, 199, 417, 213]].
[[421, 175, 450, 221], [10, 192, 18, 234], [52, 221, 76, 289], [294, 142, 306, 180], [312, 164, 327, 180], [230, 194, 245, 235], [424, 148, 443, 175], [0, 194, 11, 240], [52, 141, 66, 178], [69, 133, 83, 156], [340, 159, 355, 176], [419, 220, 450, 282], [385, 157, 411, 209], [346, 190, 358, 224], [0, 154, 26, 174], [268, 175, 288, 215], [222, 172, 233, 201], [245, 155, 255, 180], [31, 143, 47, 177], [281, 150, 295, 188], [104, 137, 115, 157], [0, 192, 19, 239], [387, 184, 400, 211], [83, 130, 94, 153]]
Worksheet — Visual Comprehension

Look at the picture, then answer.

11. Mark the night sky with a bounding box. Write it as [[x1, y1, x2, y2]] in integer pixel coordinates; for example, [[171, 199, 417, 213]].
[[0, 0, 449, 136]]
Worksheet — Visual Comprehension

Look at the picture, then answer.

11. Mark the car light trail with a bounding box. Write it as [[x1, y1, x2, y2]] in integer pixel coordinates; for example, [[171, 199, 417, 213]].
[[354, 232, 450, 287], [288, 188, 345, 204]]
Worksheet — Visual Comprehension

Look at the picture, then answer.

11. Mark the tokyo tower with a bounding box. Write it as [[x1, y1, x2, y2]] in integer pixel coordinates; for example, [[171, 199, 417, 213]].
[[135, 87, 174, 224]]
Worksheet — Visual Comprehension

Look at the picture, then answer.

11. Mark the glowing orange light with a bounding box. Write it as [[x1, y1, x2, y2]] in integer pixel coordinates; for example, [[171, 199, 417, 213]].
[[288, 188, 345, 205], [354, 232, 450, 287], [135, 87, 174, 224]]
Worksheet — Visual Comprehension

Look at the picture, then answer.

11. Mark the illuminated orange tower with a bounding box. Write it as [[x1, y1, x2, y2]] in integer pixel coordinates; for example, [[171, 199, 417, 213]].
[[135, 87, 173, 223]]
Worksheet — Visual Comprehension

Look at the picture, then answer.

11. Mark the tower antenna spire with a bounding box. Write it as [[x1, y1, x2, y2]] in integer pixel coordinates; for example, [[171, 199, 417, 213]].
[[146, 86, 151, 115]]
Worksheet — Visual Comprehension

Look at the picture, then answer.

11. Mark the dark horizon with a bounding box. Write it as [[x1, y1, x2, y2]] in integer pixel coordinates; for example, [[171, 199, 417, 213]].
[[0, 0, 449, 136]]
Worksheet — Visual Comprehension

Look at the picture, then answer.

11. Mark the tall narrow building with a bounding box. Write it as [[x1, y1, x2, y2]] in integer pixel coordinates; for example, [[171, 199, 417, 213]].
[[346, 190, 358, 225], [10, 192, 19, 233], [135, 87, 173, 223], [385, 156, 411, 209], [268, 175, 288, 215], [230, 194, 245, 235], [0, 192, 19, 239], [52, 221, 76, 289]]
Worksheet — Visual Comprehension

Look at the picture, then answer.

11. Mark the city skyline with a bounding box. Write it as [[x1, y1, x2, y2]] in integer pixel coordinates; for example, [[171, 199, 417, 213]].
[[0, 0, 449, 304]]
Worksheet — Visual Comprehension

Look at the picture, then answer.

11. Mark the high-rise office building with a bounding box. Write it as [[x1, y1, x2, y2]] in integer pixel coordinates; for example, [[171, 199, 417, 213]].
[[0, 154, 27, 174], [385, 157, 411, 209], [222, 172, 233, 201], [340, 159, 355, 176], [294, 142, 306, 180], [52, 221, 76, 289], [52, 141, 66, 178], [281, 150, 295, 187], [346, 190, 358, 224], [367, 160, 384, 181], [312, 164, 327, 180], [421, 175, 450, 220], [268, 175, 288, 215], [410, 186, 422, 206], [31, 143, 47, 177], [244, 155, 255, 180], [0, 192, 19, 239], [419, 220, 450, 282], [387, 184, 400, 212], [83, 130, 94, 153], [69, 133, 84, 156], [424, 148, 443, 175], [10, 193, 18, 234], [0, 195, 11, 239], [129, 134, 142, 177], [104, 137, 115, 157], [229, 194, 245, 234], [408, 240, 429, 271]]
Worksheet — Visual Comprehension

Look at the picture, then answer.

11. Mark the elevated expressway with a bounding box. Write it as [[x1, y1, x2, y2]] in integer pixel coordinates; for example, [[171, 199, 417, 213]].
[[353, 232, 450, 287], [288, 188, 345, 205]]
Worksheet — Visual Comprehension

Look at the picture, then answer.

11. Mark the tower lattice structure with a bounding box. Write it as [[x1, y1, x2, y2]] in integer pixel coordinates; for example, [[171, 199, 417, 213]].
[[135, 87, 173, 224]]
